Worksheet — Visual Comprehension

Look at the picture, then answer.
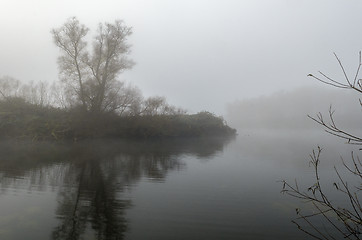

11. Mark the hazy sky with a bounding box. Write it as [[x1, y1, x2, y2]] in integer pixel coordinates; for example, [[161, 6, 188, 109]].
[[1, 0, 362, 114]]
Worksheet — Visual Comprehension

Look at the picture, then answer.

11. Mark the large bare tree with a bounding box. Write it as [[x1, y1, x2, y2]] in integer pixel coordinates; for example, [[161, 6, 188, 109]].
[[52, 17, 133, 113]]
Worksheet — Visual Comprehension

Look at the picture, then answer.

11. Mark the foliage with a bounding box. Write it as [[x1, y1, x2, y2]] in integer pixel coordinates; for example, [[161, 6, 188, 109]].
[[0, 97, 70, 140], [0, 98, 235, 140], [281, 53, 362, 239], [117, 111, 236, 138]]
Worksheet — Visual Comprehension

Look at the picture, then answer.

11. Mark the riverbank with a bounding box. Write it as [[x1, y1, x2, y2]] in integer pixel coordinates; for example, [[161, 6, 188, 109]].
[[0, 99, 236, 141]]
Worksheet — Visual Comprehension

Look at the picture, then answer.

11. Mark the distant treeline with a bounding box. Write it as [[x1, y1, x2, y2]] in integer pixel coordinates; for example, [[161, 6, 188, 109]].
[[0, 94, 236, 141], [226, 86, 361, 131]]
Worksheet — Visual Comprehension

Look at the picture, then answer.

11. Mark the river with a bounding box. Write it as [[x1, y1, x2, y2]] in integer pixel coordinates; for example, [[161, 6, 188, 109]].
[[0, 130, 358, 239]]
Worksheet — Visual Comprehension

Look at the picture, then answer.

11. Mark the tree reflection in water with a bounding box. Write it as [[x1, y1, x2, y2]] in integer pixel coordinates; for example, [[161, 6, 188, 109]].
[[0, 136, 234, 240], [52, 152, 130, 240]]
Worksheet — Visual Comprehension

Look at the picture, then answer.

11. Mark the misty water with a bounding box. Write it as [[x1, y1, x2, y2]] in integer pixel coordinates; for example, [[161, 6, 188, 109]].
[[0, 130, 359, 240]]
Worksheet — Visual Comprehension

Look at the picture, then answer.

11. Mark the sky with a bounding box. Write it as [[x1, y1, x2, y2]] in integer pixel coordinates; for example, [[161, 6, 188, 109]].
[[1, 0, 362, 115]]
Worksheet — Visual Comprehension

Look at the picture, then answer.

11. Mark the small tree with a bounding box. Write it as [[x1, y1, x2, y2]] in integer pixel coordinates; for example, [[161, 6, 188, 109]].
[[52, 17, 133, 113], [0, 76, 54, 107], [281, 53, 362, 239], [0, 76, 21, 100]]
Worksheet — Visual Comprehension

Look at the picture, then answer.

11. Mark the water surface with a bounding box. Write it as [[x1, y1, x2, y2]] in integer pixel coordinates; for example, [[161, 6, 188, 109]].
[[0, 131, 358, 239]]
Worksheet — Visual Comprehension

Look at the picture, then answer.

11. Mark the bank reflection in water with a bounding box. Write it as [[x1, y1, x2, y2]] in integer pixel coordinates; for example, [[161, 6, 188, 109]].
[[0, 137, 233, 240]]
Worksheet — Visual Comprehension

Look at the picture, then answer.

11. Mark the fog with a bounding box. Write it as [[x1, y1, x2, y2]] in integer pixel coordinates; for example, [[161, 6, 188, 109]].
[[2, 1, 362, 114], [226, 86, 361, 131], [2, 2, 362, 239]]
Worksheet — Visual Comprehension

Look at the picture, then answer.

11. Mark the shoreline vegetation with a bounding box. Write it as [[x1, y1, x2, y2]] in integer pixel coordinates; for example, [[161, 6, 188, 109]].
[[0, 18, 236, 141], [0, 97, 236, 141]]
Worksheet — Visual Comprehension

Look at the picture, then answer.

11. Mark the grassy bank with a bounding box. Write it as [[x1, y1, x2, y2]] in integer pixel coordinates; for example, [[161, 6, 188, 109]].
[[0, 99, 236, 141]]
